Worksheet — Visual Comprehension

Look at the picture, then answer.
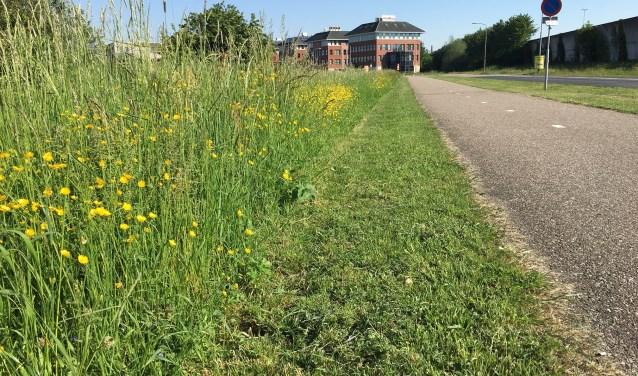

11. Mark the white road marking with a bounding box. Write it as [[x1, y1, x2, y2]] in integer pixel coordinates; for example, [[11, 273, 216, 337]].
[[552, 124, 566, 129], [481, 101, 488, 104], [506, 110, 515, 113]]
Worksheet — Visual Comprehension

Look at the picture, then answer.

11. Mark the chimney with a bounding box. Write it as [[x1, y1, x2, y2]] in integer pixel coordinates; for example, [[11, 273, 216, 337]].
[[327, 26, 341, 31]]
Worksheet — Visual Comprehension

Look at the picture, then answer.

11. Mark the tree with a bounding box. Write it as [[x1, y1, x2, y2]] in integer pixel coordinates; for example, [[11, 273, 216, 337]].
[[617, 19, 628, 62], [420, 47, 433, 71], [441, 39, 468, 72], [576, 23, 610, 63], [170, 2, 264, 55], [556, 35, 566, 64]]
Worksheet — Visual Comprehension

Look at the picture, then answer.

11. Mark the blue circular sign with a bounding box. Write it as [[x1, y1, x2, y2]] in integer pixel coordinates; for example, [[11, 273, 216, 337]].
[[541, 0, 562, 17]]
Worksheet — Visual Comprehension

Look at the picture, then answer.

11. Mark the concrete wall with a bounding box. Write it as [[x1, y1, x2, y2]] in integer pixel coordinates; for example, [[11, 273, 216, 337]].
[[532, 16, 638, 63]]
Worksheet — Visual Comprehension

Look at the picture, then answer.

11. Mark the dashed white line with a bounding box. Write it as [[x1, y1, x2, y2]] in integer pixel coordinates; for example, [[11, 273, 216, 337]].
[[552, 124, 566, 129], [506, 110, 515, 113], [481, 101, 488, 104]]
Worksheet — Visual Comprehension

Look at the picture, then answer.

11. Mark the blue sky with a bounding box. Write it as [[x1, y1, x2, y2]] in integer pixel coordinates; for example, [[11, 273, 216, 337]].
[[74, 1, 638, 49]]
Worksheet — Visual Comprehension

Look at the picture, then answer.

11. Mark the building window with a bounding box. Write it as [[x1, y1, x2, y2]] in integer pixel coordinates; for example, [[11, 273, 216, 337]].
[[330, 60, 333, 65]]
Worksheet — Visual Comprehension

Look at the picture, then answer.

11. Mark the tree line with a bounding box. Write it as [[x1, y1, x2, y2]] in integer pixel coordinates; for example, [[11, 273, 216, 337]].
[[423, 15, 632, 72]]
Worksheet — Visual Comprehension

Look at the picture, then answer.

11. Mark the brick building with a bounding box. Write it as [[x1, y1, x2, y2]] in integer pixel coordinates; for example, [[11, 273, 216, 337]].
[[307, 27, 350, 71], [274, 34, 309, 64], [347, 16, 425, 72]]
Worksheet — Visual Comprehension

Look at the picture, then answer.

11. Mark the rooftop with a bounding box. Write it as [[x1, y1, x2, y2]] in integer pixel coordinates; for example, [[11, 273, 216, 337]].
[[347, 18, 425, 36], [306, 30, 350, 42]]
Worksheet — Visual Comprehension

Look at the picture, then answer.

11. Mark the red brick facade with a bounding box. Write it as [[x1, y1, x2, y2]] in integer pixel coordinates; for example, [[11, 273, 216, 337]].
[[307, 28, 349, 71], [349, 39, 421, 71]]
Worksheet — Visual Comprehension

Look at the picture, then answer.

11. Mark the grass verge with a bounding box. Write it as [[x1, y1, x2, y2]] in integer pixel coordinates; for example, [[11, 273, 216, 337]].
[[433, 75, 638, 114], [459, 62, 638, 78], [209, 77, 597, 374]]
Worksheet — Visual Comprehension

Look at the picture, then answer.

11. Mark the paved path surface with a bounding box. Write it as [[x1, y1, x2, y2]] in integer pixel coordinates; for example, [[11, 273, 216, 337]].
[[465, 74, 638, 88], [409, 76, 638, 373]]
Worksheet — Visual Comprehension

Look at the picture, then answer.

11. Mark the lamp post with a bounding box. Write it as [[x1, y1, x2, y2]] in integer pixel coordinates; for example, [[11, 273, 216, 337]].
[[473, 22, 487, 73]]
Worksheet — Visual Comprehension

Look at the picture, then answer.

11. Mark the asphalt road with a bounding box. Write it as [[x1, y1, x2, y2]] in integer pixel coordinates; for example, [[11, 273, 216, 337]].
[[469, 74, 638, 88], [408, 76, 638, 373]]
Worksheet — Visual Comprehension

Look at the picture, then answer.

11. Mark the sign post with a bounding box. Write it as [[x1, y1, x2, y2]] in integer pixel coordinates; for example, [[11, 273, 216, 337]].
[[541, 0, 562, 91]]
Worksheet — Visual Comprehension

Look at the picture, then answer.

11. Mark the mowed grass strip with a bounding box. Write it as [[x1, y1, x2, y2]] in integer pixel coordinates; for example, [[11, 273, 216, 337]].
[[434, 75, 638, 114], [219, 78, 584, 375]]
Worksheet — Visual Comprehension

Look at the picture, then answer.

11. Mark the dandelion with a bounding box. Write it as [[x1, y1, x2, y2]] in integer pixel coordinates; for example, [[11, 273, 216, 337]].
[[135, 215, 147, 223], [168, 239, 177, 247], [51, 207, 65, 217], [0, 174, 4, 182], [77, 254, 89, 265], [244, 247, 252, 254], [0, 151, 10, 159], [115, 282, 124, 289], [244, 228, 255, 237], [40, 223, 48, 231], [25, 228, 36, 238], [282, 169, 293, 182], [0, 205, 10, 213], [89, 207, 111, 218], [95, 178, 106, 189], [59, 187, 71, 196], [48, 163, 67, 170], [23, 151, 34, 160], [189, 230, 197, 238], [162, 172, 171, 181], [42, 152, 54, 162], [148, 212, 157, 219], [236, 208, 244, 218], [98, 159, 106, 168], [172, 114, 181, 121], [121, 202, 132, 212], [192, 221, 198, 228], [119, 173, 133, 185], [12, 166, 24, 172], [119, 223, 130, 231], [137, 180, 146, 188], [60, 249, 71, 258], [43, 187, 53, 197]]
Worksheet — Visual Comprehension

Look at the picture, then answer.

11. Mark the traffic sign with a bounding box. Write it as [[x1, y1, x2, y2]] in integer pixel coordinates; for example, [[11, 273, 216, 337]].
[[543, 16, 559, 26], [541, 0, 563, 17]]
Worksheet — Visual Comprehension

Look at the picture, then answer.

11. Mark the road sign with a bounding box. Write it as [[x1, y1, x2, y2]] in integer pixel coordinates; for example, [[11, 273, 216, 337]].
[[543, 16, 559, 26], [541, 0, 563, 17]]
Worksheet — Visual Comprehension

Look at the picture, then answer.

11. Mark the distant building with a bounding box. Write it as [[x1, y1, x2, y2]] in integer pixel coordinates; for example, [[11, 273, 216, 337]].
[[274, 34, 309, 64], [307, 27, 350, 71], [532, 16, 638, 63], [347, 15, 425, 72], [106, 41, 162, 61]]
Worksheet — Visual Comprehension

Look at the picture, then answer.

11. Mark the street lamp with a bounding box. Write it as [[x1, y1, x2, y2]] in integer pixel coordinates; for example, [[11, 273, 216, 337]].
[[472, 22, 488, 73]]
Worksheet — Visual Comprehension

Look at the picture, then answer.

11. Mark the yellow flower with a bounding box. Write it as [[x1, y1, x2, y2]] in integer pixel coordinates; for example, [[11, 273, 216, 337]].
[[148, 212, 157, 219], [236, 208, 244, 218], [115, 282, 124, 289], [43, 187, 53, 197], [172, 114, 181, 121], [95, 178, 106, 189], [48, 163, 67, 170], [136, 215, 147, 223], [211, 153, 219, 159], [40, 223, 48, 231], [12, 166, 24, 172], [77, 254, 89, 265], [0, 205, 11, 213], [244, 247, 252, 254], [60, 249, 71, 258], [162, 172, 171, 181], [137, 180, 146, 188], [119, 223, 130, 231], [144, 227, 152, 234], [52, 207, 65, 217], [244, 228, 255, 237], [121, 202, 132, 212], [119, 173, 133, 185], [189, 230, 197, 238], [98, 159, 106, 168], [282, 169, 293, 182], [0, 151, 10, 159], [89, 207, 111, 218], [23, 151, 34, 160], [0, 174, 4, 182], [192, 221, 198, 228], [25, 228, 36, 238], [59, 187, 71, 196], [42, 152, 54, 162], [168, 239, 177, 247]]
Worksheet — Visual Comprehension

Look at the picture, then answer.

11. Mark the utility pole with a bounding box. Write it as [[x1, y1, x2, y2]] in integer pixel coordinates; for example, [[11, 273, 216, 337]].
[[472, 22, 488, 73], [581, 8, 589, 26]]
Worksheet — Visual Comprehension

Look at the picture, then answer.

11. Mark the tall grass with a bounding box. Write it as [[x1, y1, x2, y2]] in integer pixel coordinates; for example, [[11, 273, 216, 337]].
[[0, 1, 396, 373]]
